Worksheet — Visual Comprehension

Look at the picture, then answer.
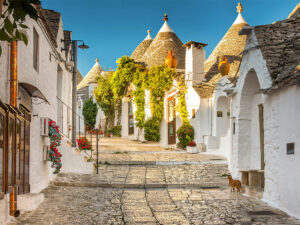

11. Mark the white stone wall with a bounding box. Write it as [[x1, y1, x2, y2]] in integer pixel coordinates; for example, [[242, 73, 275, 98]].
[[186, 83, 202, 145], [230, 30, 272, 176], [229, 29, 300, 219], [0, 42, 10, 104], [263, 85, 300, 219], [17, 18, 72, 193], [0, 195, 8, 225], [0, 12, 73, 225]]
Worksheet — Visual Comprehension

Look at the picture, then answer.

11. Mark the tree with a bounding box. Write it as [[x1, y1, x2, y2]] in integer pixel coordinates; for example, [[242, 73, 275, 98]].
[[94, 72, 115, 131], [82, 98, 98, 130], [0, 0, 40, 55]]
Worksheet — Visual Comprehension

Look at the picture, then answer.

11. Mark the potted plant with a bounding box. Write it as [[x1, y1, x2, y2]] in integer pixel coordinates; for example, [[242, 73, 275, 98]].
[[186, 141, 198, 154], [77, 137, 92, 151], [176, 124, 194, 149]]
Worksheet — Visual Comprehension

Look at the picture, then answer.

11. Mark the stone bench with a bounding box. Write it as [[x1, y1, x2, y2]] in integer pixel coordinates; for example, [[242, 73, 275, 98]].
[[239, 169, 264, 188]]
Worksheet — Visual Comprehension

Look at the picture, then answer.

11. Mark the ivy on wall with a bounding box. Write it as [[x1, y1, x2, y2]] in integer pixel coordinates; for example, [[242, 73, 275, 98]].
[[177, 81, 189, 125], [112, 56, 137, 125], [145, 65, 176, 122], [94, 56, 189, 142]]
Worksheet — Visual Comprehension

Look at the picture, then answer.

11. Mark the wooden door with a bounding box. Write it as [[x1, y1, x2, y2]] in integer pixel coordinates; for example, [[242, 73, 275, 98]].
[[23, 120, 30, 193], [19, 105, 31, 193], [7, 113, 16, 192], [258, 104, 265, 170], [0, 106, 6, 196], [18, 117, 25, 194], [168, 97, 176, 145], [128, 100, 134, 135]]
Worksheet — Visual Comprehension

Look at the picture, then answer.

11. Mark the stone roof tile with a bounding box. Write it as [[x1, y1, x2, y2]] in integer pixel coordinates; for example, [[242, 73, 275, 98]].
[[254, 16, 300, 92], [77, 58, 104, 90], [131, 30, 153, 62], [141, 14, 185, 69]]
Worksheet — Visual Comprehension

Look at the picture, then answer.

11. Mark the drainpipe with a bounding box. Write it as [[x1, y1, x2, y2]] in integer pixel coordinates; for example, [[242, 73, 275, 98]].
[[10, 41, 18, 107], [9, 40, 20, 217]]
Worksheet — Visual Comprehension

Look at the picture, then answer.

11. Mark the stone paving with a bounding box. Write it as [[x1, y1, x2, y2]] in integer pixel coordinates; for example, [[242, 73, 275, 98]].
[[91, 137, 225, 164], [51, 164, 228, 188], [13, 164, 300, 225], [11, 138, 300, 225]]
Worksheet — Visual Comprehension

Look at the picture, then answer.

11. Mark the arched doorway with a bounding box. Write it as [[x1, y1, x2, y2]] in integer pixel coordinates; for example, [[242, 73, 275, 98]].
[[237, 69, 264, 171], [216, 96, 230, 137]]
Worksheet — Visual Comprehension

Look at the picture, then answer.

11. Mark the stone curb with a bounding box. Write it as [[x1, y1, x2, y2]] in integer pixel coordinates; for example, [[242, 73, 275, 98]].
[[99, 160, 227, 165], [50, 181, 222, 189]]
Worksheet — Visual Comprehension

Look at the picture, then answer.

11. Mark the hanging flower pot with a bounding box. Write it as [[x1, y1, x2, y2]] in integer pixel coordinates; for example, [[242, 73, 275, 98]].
[[48, 120, 62, 174]]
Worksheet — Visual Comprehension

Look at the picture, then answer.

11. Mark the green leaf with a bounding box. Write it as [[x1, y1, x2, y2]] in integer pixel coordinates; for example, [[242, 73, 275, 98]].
[[4, 18, 14, 35], [20, 33, 28, 45], [0, 28, 11, 41], [19, 24, 28, 29], [15, 30, 22, 40]]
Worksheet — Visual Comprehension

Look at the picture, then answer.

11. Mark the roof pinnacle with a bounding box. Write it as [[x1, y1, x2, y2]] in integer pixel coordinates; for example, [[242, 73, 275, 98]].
[[237, 3, 243, 14], [145, 29, 153, 40], [163, 13, 168, 21], [233, 2, 247, 25], [96, 58, 99, 63]]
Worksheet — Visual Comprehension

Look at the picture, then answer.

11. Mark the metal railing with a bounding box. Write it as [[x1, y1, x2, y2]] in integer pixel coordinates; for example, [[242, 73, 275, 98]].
[[57, 96, 102, 170], [56, 97, 73, 138]]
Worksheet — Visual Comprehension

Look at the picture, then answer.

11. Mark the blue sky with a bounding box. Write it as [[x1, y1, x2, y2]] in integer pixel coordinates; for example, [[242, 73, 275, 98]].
[[42, 0, 298, 76]]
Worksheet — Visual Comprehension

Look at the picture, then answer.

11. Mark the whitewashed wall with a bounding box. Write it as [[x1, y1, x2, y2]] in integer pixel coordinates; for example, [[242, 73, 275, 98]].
[[186, 82, 202, 145], [230, 30, 272, 177], [230, 29, 300, 220], [263, 85, 300, 219], [0, 42, 10, 105], [0, 12, 74, 225]]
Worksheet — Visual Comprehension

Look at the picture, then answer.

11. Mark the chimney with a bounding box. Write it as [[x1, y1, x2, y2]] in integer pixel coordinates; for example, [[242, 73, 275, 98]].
[[183, 41, 207, 84]]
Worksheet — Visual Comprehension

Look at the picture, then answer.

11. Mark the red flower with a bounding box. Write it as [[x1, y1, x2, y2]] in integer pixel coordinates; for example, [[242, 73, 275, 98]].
[[188, 141, 196, 147]]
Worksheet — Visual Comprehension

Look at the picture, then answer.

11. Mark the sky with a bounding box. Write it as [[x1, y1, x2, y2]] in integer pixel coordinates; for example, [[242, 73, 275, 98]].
[[42, 0, 298, 77]]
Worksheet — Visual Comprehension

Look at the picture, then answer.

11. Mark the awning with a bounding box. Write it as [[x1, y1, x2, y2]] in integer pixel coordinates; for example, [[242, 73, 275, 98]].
[[19, 82, 50, 104]]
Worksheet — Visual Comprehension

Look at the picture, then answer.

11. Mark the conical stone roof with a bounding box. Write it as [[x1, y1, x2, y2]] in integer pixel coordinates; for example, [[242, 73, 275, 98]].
[[141, 14, 185, 69], [204, 4, 248, 83], [131, 30, 153, 62], [77, 58, 103, 90], [194, 3, 249, 98]]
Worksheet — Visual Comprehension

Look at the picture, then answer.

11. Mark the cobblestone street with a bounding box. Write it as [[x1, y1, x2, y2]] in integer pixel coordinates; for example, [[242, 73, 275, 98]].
[[12, 138, 300, 225]]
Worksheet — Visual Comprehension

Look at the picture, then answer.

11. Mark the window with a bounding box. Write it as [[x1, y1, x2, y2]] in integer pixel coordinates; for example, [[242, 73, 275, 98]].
[[217, 111, 223, 117], [287, 143, 295, 155], [33, 28, 39, 72], [192, 109, 196, 119]]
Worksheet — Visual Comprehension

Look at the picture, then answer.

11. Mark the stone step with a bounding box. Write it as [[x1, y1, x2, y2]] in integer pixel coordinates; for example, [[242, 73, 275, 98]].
[[97, 160, 227, 165], [50, 181, 222, 189]]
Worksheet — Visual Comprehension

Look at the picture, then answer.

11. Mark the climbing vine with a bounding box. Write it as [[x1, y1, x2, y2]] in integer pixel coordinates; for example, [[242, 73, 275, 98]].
[[48, 121, 62, 174], [111, 56, 137, 124], [145, 65, 176, 121], [177, 81, 189, 125], [94, 56, 178, 141], [143, 65, 176, 141]]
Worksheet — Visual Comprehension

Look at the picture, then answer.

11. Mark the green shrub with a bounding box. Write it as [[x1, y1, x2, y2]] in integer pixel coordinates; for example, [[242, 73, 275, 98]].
[[176, 124, 194, 149], [82, 98, 98, 129], [144, 118, 160, 142], [111, 125, 122, 137]]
